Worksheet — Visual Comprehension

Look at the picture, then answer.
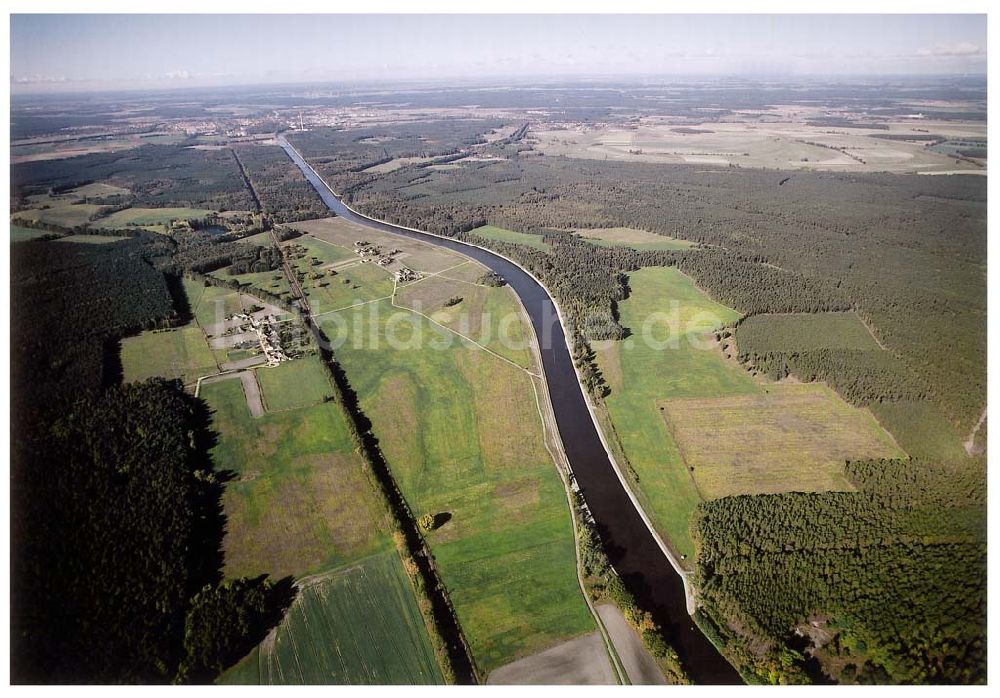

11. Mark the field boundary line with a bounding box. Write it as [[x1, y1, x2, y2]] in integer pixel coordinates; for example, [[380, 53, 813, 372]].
[[312, 294, 394, 317], [390, 288, 540, 379], [431, 273, 491, 288], [858, 312, 893, 353], [964, 406, 988, 456], [395, 259, 474, 288]]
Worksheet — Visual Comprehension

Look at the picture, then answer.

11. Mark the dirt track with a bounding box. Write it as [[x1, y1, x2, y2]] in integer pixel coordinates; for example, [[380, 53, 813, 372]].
[[220, 355, 268, 372], [964, 407, 987, 456], [201, 370, 265, 418]]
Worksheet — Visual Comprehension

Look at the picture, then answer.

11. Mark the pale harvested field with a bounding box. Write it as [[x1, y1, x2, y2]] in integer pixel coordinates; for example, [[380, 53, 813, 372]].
[[10, 133, 183, 163], [361, 155, 435, 173], [531, 116, 986, 173], [396, 268, 482, 316], [69, 182, 131, 197], [574, 227, 696, 250], [659, 383, 905, 499], [596, 604, 666, 685], [487, 631, 615, 685]]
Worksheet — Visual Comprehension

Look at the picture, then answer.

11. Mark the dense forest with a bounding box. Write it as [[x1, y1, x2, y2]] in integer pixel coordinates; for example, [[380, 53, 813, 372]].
[[231, 144, 328, 222], [10, 237, 175, 409], [10, 234, 292, 683], [10, 144, 255, 211], [692, 458, 986, 684], [286, 118, 503, 193]]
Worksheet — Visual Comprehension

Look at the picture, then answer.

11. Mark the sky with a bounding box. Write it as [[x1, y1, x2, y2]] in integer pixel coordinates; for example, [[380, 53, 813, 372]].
[[9, 14, 988, 93]]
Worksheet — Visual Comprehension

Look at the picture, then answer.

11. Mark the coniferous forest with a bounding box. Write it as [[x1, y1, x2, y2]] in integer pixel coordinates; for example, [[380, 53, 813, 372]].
[[693, 459, 986, 684], [10, 235, 293, 683]]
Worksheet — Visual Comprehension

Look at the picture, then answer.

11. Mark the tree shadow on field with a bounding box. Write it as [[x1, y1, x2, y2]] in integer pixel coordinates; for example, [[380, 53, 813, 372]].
[[183, 391, 235, 593], [165, 272, 194, 325], [180, 391, 299, 684]]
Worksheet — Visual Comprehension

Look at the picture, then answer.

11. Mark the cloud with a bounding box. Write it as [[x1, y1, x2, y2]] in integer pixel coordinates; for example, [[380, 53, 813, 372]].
[[918, 42, 984, 57], [11, 73, 67, 84]]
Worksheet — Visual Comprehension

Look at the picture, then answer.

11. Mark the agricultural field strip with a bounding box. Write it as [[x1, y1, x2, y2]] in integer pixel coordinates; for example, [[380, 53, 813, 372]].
[[402, 254, 622, 679]]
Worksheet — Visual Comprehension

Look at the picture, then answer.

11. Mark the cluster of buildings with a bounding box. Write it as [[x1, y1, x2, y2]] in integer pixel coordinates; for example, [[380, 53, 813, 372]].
[[230, 312, 291, 366], [394, 267, 419, 283], [354, 239, 403, 268]]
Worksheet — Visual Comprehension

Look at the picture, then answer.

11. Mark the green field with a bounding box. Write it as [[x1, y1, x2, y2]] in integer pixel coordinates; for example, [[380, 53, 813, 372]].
[[55, 234, 126, 245], [210, 267, 293, 298], [313, 232, 594, 672], [202, 373, 390, 580], [120, 326, 218, 386], [256, 355, 335, 411], [575, 227, 697, 251], [239, 231, 275, 246], [285, 237, 394, 313], [221, 552, 443, 685], [736, 312, 882, 353], [120, 276, 443, 682], [10, 224, 54, 242], [286, 235, 356, 266], [184, 278, 250, 328], [595, 267, 749, 558], [69, 182, 130, 198], [306, 263, 396, 311], [470, 225, 551, 252], [394, 273, 536, 371], [92, 206, 214, 228], [198, 302, 446, 683], [12, 200, 104, 228], [595, 267, 900, 560]]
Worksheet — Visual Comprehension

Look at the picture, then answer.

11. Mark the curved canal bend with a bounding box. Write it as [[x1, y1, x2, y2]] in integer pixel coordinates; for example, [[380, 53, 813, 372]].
[[279, 137, 741, 684]]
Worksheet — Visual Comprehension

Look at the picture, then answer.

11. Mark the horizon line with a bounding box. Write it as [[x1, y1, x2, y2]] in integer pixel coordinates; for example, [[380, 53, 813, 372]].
[[9, 71, 988, 98]]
